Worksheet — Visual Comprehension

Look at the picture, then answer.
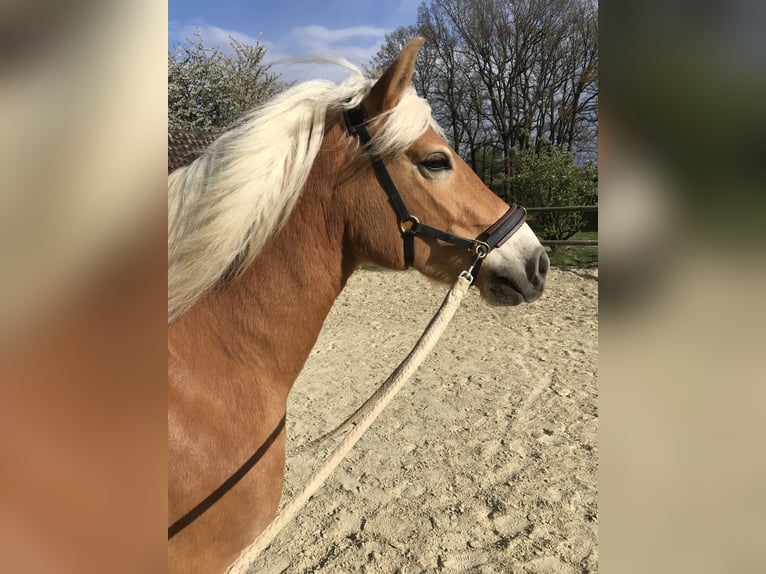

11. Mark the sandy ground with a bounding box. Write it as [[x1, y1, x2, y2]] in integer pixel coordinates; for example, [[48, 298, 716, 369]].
[[254, 266, 598, 573]]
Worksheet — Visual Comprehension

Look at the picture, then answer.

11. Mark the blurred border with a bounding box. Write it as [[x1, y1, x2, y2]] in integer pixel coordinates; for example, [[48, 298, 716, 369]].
[[0, 1, 167, 572], [601, 1, 766, 572], [3, 0, 765, 571]]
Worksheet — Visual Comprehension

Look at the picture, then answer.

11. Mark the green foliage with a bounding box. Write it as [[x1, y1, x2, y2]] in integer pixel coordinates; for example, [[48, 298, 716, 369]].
[[168, 29, 288, 131], [510, 146, 597, 240]]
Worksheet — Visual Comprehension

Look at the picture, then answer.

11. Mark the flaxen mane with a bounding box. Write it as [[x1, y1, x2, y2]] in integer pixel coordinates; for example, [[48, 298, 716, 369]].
[[168, 63, 441, 324]]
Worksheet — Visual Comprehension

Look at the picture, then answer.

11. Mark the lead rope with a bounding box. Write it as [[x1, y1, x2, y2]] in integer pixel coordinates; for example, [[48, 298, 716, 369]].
[[226, 273, 473, 574]]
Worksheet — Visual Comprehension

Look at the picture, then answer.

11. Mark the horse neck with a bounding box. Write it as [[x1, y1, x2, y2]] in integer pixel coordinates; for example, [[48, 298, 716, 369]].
[[170, 125, 354, 405]]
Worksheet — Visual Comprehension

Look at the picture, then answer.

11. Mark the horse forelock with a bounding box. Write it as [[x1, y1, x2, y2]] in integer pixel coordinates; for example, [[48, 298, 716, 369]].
[[167, 71, 438, 324]]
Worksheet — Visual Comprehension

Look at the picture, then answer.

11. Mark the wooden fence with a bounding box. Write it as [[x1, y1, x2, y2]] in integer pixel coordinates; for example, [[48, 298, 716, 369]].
[[525, 205, 598, 247]]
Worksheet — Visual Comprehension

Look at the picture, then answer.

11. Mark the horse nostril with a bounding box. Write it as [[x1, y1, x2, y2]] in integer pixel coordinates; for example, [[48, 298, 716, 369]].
[[526, 248, 549, 290], [539, 249, 550, 278]]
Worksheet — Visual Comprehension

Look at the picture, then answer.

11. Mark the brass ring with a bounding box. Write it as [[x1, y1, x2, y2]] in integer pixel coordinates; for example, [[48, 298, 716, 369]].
[[473, 241, 490, 258], [399, 215, 420, 234]]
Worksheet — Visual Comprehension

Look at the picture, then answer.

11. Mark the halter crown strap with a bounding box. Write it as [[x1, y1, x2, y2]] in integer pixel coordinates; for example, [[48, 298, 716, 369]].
[[344, 104, 526, 274]]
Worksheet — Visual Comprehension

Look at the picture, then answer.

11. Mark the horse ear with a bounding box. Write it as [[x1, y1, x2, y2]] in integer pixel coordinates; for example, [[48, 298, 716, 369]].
[[363, 37, 424, 116]]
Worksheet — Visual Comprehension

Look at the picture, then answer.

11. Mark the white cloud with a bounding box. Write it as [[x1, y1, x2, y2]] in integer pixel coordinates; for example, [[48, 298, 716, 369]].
[[290, 25, 388, 48], [168, 20, 262, 53], [203, 26, 263, 49], [273, 25, 389, 82], [169, 20, 390, 84]]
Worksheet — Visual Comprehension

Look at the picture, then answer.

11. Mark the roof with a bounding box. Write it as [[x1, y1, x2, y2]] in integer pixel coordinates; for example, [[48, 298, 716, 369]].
[[168, 130, 219, 173]]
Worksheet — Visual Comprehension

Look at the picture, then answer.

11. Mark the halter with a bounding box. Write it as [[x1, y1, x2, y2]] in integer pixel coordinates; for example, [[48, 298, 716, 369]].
[[344, 105, 526, 284]]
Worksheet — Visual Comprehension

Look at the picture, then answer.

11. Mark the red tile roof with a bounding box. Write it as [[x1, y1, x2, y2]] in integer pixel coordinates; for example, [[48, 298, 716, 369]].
[[168, 130, 219, 173]]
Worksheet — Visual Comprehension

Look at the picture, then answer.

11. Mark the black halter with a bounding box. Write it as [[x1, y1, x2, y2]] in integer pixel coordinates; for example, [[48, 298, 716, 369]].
[[344, 105, 526, 283]]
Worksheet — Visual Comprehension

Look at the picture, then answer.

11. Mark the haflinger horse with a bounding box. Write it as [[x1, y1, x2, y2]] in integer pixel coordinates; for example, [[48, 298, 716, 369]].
[[168, 38, 548, 573]]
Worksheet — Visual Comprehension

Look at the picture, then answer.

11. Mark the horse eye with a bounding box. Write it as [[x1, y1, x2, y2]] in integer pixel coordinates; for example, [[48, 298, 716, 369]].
[[420, 154, 452, 172]]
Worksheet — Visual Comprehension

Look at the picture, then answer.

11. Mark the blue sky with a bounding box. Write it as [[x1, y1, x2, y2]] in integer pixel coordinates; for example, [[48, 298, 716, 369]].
[[169, 0, 420, 82]]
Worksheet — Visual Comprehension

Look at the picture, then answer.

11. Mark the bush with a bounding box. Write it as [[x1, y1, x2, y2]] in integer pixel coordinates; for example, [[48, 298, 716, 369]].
[[168, 29, 288, 132], [509, 146, 597, 240]]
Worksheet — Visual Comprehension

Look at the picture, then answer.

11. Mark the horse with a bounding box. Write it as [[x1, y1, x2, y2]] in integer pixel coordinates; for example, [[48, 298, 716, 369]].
[[168, 38, 549, 573]]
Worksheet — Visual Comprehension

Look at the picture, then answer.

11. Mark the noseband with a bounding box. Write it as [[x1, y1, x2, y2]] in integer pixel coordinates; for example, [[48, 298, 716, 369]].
[[344, 105, 526, 283]]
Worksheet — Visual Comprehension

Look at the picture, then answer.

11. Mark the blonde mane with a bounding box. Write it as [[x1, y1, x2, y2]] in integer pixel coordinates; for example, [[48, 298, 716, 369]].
[[168, 65, 440, 323]]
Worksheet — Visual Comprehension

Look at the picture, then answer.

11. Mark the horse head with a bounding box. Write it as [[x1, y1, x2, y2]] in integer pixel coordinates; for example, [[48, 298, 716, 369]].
[[336, 38, 548, 305]]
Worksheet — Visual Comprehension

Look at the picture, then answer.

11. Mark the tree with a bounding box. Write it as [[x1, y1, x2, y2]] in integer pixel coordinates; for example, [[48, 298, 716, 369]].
[[369, 0, 598, 199], [168, 29, 287, 131]]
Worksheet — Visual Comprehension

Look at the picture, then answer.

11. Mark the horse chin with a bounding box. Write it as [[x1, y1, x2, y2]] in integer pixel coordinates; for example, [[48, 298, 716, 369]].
[[478, 272, 540, 306]]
